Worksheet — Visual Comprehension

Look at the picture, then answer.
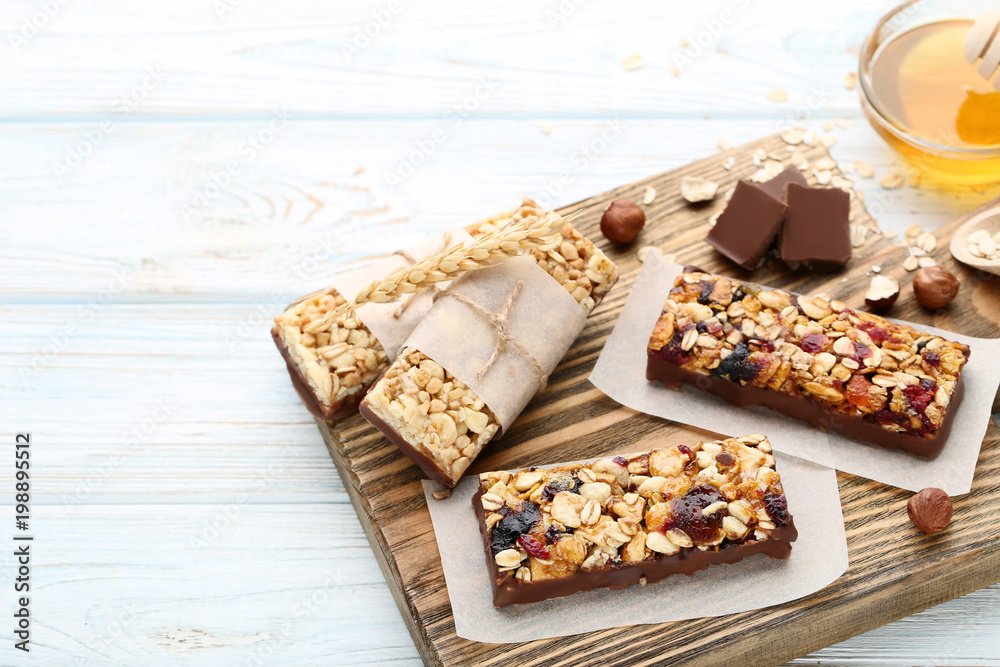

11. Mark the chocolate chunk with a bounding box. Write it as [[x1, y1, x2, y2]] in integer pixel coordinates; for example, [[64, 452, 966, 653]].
[[758, 165, 808, 202], [704, 180, 788, 271], [779, 183, 852, 266]]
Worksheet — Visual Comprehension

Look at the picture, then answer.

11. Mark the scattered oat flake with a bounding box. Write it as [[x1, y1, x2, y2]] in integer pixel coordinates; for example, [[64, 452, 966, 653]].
[[723, 156, 736, 171], [796, 160, 810, 172], [768, 89, 789, 103], [432, 488, 452, 500], [539, 122, 551, 136], [814, 156, 837, 171], [823, 121, 834, 132], [753, 148, 768, 166], [844, 72, 858, 90], [622, 54, 643, 71], [820, 134, 838, 148], [780, 127, 805, 145], [670, 66, 681, 77], [908, 173, 922, 188], [883, 229, 898, 239], [835, 118, 850, 129], [872, 265, 881, 273], [680, 176, 719, 203], [880, 171, 905, 190], [903, 256, 919, 271], [905, 224, 923, 238], [853, 160, 874, 178], [831, 176, 855, 190], [851, 224, 868, 248], [918, 257, 937, 268], [353, 166, 366, 175], [643, 186, 657, 205], [681, 39, 691, 47], [717, 137, 733, 151], [815, 170, 833, 185]]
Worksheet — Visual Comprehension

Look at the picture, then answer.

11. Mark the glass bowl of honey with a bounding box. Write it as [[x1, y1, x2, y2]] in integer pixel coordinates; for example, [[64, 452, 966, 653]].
[[860, 0, 1000, 185]]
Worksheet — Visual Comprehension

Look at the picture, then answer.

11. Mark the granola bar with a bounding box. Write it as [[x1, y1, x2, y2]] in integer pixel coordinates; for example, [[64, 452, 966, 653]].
[[474, 434, 797, 607], [272, 211, 522, 421], [361, 221, 619, 488], [647, 267, 971, 458]]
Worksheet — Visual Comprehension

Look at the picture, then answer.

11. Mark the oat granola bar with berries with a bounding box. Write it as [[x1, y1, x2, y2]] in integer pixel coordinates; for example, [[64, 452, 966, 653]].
[[647, 267, 971, 458], [473, 434, 797, 607], [272, 206, 543, 421], [360, 221, 618, 488]]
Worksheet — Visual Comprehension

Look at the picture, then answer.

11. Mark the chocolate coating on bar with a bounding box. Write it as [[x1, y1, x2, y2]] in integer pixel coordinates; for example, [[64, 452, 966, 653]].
[[758, 165, 809, 202], [705, 180, 788, 271], [779, 183, 852, 265], [360, 397, 460, 488], [646, 357, 965, 458], [272, 328, 363, 421]]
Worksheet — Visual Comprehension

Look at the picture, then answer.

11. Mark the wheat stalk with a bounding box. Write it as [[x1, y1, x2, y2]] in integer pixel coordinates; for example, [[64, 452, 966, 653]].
[[303, 206, 568, 333]]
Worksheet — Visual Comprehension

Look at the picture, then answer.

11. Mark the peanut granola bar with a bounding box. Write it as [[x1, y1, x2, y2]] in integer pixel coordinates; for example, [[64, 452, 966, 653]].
[[474, 435, 797, 607], [272, 207, 539, 421], [361, 221, 619, 488], [647, 267, 971, 458]]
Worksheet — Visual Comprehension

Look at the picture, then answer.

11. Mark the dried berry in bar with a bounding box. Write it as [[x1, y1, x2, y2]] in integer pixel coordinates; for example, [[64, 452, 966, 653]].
[[474, 434, 797, 607]]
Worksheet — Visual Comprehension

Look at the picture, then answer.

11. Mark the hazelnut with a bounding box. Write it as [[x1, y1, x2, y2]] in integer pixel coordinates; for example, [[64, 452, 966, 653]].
[[600, 199, 645, 243], [864, 274, 900, 310], [912, 265, 959, 309], [906, 487, 952, 535]]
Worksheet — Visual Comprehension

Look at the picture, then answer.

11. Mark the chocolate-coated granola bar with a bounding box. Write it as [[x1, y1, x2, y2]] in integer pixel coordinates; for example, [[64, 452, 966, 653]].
[[647, 268, 971, 458], [361, 219, 618, 488], [474, 434, 797, 607]]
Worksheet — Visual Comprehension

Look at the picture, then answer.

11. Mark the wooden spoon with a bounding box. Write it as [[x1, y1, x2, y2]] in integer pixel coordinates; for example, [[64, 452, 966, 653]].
[[965, 12, 1000, 91], [950, 201, 1000, 275]]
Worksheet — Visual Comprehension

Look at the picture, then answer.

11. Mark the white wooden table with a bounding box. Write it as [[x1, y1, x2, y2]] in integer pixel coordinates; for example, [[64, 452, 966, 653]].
[[3, 0, 1000, 664]]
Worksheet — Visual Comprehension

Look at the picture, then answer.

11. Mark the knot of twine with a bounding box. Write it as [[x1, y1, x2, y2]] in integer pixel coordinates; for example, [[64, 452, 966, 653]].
[[433, 280, 548, 393], [390, 231, 453, 319]]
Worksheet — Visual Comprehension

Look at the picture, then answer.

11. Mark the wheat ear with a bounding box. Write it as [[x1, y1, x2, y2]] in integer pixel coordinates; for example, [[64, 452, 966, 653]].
[[303, 209, 567, 333]]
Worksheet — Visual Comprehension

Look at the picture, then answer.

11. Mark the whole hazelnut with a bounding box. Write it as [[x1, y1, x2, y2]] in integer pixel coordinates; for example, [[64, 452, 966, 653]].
[[906, 487, 953, 534], [600, 199, 646, 244], [912, 265, 959, 309], [864, 274, 900, 310]]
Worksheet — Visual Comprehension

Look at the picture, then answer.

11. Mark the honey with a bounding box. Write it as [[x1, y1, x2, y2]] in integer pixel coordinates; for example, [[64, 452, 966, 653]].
[[865, 19, 1000, 184]]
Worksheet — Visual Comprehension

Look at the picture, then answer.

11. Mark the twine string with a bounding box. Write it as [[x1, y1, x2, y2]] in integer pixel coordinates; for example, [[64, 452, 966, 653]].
[[433, 279, 547, 393]]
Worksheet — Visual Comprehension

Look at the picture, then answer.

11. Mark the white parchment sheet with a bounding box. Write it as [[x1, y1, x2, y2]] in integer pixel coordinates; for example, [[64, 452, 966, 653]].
[[590, 250, 1000, 496], [331, 227, 474, 360], [422, 451, 847, 643]]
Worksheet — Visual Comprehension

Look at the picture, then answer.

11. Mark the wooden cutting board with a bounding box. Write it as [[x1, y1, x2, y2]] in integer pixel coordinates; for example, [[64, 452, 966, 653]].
[[318, 134, 1000, 667]]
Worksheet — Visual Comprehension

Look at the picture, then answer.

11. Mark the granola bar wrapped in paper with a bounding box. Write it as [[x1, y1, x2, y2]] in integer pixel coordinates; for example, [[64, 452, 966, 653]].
[[271, 213, 523, 421], [361, 203, 619, 488]]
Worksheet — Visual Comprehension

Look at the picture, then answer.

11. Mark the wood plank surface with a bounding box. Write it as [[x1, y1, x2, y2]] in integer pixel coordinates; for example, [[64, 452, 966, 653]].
[[321, 134, 1000, 666]]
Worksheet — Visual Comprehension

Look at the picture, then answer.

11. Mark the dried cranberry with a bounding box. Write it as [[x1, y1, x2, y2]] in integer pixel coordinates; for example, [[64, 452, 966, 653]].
[[669, 485, 726, 543], [763, 493, 790, 526], [923, 350, 941, 366], [858, 321, 889, 345], [851, 341, 872, 363], [655, 328, 693, 365], [874, 408, 907, 427], [845, 375, 873, 409], [902, 379, 937, 414], [489, 502, 541, 556], [715, 452, 736, 467], [517, 534, 551, 559], [612, 456, 628, 467], [801, 333, 829, 353], [677, 445, 693, 457], [713, 342, 750, 383], [739, 356, 768, 384], [544, 524, 571, 543]]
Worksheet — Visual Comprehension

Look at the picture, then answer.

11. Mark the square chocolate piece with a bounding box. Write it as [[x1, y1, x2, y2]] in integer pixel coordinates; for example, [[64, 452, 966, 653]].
[[705, 180, 788, 271], [758, 165, 808, 202], [779, 183, 851, 266]]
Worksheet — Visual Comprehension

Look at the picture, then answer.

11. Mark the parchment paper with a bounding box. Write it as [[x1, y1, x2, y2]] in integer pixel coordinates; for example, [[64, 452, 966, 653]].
[[422, 450, 847, 643], [590, 250, 1000, 496], [406, 255, 587, 431], [331, 227, 473, 360]]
